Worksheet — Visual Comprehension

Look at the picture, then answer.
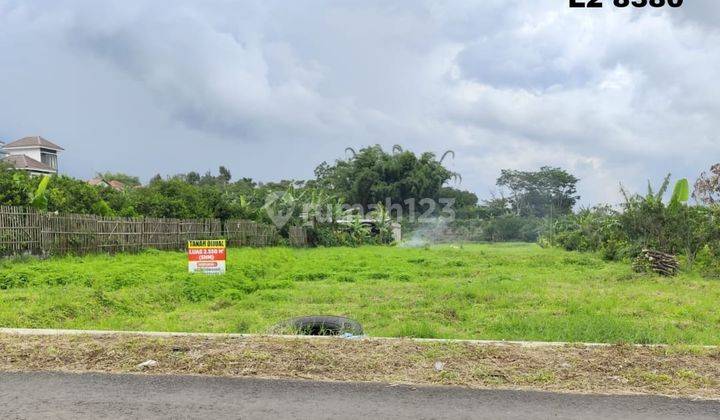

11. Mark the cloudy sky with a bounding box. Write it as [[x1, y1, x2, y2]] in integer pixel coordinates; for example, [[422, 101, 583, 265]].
[[1, 0, 719, 205]]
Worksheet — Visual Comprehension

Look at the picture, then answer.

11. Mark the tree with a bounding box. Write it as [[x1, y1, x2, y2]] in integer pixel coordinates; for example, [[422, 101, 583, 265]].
[[218, 166, 232, 184], [46, 175, 113, 215], [478, 196, 512, 218], [128, 178, 212, 219], [149, 174, 163, 185], [497, 167, 579, 218], [0, 164, 31, 206], [694, 163, 720, 204], [618, 175, 718, 266], [186, 171, 201, 185], [314, 145, 458, 213], [440, 187, 479, 219]]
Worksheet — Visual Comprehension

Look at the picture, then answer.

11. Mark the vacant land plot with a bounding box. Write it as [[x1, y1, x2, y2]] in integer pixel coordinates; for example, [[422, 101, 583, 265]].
[[0, 244, 718, 345]]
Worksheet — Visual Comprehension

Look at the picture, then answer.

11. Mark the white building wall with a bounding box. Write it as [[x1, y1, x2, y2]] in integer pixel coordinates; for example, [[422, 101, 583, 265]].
[[392, 223, 402, 243], [4, 146, 42, 161]]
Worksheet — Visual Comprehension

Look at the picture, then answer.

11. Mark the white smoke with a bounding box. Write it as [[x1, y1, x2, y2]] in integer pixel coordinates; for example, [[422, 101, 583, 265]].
[[400, 218, 453, 248]]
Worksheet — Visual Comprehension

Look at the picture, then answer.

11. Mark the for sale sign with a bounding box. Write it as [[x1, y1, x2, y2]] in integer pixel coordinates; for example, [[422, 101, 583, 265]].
[[188, 239, 226, 275]]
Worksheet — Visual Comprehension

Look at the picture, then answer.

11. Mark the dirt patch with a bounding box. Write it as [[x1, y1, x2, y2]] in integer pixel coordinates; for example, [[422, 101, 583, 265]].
[[1, 333, 719, 400]]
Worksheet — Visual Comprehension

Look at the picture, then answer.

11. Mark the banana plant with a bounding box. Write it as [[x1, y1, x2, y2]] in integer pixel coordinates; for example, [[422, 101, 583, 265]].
[[347, 215, 371, 244], [367, 202, 394, 241], [234, 194, 258, 219], [669, 178, 690, 207], [367, 202, 391, 227], [29, 175, 51, 210]]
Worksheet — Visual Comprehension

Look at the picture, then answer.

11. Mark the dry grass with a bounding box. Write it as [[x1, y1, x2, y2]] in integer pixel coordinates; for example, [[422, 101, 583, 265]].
[[1, 332, 719, 400]]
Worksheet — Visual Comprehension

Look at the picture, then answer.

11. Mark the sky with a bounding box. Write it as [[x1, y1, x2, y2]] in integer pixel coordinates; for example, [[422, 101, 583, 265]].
[[1, 0, 719, 206]]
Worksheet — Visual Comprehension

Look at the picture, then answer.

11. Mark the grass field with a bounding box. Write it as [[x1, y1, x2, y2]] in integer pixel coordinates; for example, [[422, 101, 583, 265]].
[[1, 244, 719, 345]]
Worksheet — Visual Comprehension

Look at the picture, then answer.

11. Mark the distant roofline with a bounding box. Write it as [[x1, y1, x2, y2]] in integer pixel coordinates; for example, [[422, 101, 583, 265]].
[[2, 154, 56, 173], [3, 136, 64, 151]]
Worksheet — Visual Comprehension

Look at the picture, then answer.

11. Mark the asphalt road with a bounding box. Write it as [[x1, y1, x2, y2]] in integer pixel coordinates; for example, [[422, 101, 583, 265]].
[[1, 372, 719, 420]]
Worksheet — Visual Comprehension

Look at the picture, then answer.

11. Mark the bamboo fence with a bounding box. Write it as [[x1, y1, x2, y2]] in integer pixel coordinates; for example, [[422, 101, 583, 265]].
[[224, 219, 279, 248], [0, 205, 296, 257], [288, 226, 309, 248]]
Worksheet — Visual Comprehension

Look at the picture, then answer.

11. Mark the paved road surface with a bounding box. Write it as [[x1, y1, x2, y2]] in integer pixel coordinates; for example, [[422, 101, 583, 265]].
[[1, 372, 719, 419]]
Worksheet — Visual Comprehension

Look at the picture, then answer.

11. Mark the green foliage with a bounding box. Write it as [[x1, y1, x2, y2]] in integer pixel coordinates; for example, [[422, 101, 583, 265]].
[[46, 175, 114, 216], [128, 177, 214, 219], [99, 172, 141, 187], [481, 215, 543, 242], [0, 166, 31, 206], [3, 152, 581, 247], [309, 218, 393, 247], [29, 175, 50, 210], [439, 187, 480, 219], [542, 175, 720, 268], [497, 167, 579, 218], [693, 244, 720, 277], [314, 145, 458, 213], [91, 199, 114, 217], [543, 206, 625, 256], [670, 178, 690, 206]]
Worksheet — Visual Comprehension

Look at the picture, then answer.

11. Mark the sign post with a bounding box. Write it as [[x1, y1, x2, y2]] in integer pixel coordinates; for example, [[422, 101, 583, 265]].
[[188, 239, 226, 275]]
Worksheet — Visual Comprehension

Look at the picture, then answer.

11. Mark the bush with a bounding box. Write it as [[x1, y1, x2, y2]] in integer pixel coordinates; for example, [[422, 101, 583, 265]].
[[694, 245, 720, 277], [482, 215, 542, 242], [541, 206, 624, 255], [308, 222, 393, 247], [540, 178, 720, 267]]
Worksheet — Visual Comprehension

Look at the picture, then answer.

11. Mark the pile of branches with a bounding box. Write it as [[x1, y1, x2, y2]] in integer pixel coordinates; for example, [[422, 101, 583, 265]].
[[632, 249, 680, 277]]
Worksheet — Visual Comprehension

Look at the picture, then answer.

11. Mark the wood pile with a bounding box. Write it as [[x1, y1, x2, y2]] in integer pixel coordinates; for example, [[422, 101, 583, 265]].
[[632, 249, 680, 276]]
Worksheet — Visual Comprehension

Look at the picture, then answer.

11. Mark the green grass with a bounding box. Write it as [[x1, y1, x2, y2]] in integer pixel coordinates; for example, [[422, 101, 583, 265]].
[[1, 244, 719, 345]]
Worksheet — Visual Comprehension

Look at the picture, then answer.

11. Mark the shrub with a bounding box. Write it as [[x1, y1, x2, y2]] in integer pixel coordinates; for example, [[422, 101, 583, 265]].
[[540, 176, 720, 268], [541, 206, 625, 256], [308, 221, 393, 247]]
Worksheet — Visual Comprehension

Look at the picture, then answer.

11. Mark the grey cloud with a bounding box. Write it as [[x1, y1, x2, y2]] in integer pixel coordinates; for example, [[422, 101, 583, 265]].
[[669, 0, 720, 29], [456, 40, 595, 90], [1, 0, 719, 205]]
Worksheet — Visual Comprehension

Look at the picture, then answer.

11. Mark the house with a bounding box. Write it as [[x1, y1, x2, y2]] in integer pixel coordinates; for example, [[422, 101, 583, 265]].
[[88, 177, 126, 191], [0, 136, 64, 175]]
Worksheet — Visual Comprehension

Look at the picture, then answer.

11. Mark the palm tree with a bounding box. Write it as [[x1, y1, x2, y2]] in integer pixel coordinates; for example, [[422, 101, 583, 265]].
[[440, 150, 455, 164]]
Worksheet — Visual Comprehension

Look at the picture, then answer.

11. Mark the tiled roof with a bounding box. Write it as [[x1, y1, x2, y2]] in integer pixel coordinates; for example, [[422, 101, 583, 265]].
[[88, 178, 126, 190], [108, 180, 125, 190], [3, 136, 64, 151], [2, 154, 56, 172]]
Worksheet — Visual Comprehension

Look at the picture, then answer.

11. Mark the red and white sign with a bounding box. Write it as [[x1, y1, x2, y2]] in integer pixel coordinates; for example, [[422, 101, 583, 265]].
[[188, 240, 226, 274]]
